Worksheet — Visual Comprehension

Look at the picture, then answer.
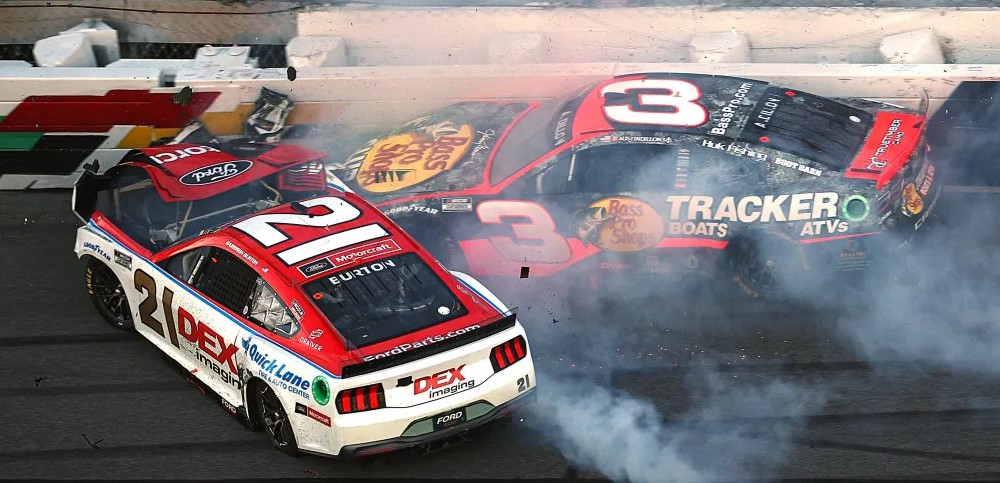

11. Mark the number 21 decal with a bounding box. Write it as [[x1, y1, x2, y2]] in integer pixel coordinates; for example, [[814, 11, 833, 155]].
[[476, 200, 571, 264], [232, 196, 389, 266], [600, 78, 709, 128]]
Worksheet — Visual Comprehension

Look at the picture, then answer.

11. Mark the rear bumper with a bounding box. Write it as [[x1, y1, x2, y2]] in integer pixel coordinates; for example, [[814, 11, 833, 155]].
[[336, 388, 536, 459]]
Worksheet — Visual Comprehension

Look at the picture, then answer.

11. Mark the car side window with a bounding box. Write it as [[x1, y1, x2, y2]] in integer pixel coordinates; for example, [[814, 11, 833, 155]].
[[162, 246, 211, 284], [248, 279, 299, 338], [686, 144, 767, 190], [575, 143, 678, 193], [531, 143, 678, 195], [189, 247, 259, 317]]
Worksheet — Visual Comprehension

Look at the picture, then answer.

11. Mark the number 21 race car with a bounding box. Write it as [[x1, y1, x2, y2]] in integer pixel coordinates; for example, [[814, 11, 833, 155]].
[[72, 141, 535, 458], [328, 72, 941, 299]]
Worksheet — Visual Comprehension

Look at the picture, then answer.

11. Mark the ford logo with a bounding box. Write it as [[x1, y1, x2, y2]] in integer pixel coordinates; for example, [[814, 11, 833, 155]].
[[179, 160, 253, 186], [299, 258, 333, 277]]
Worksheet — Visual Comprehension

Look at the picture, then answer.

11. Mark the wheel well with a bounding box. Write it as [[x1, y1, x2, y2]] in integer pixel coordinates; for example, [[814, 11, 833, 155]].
[[244, 377, 266, 430], [244, 377, 264, 427]]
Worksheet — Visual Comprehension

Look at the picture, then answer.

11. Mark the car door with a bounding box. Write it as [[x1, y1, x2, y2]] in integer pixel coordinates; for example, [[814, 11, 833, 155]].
[[155, 243, 259, 406], [471, 139, 680, 272]]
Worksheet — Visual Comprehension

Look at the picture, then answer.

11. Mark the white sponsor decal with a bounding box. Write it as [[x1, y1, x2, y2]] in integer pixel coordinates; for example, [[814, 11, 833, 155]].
[[710, 82, 754, 135], [701, 139, 768, 161], [329, 239, 402, 266], [384, 204, 440, 217], [773, 156, 822, 176], [363, 325, 480, 362], [150, 145, 221, 164], [868, 118, 904, 170], [664, 192, 840, 223]]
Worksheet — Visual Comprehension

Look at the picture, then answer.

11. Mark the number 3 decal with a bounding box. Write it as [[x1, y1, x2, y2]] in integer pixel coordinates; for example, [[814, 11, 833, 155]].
[[476, 200, 571, 264], [600, 78, 709, 128]]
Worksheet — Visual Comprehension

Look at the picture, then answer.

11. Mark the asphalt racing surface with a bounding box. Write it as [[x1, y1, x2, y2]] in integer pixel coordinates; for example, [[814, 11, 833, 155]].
[[5, 189, 1000, 481]]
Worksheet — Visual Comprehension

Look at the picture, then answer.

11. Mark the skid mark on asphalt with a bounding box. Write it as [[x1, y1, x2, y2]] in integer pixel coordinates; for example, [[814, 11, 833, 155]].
[[0, 332, 138, 347], [0, 438, 266, 460], [0, 381, 189, 398], [804, 439, 1000, 464]]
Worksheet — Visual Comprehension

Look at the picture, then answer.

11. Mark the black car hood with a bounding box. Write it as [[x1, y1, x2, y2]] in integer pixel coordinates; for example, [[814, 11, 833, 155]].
[[332, 102, 531, 203]]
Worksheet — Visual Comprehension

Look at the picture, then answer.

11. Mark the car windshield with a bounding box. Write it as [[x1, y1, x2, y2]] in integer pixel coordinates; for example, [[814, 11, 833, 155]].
[[489, 88, 588, 185], [95, 164, 325, 252], [302, 252, 468, 349]]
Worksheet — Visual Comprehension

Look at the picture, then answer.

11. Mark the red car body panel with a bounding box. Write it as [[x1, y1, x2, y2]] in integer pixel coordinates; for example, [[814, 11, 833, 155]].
[[88, 143, 507, 377]]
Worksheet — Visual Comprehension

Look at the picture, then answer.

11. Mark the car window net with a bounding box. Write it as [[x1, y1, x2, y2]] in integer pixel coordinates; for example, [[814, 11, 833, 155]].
[[303, 252, 468, 348], [738, 86, 874, 169], [192, 247, 258, 315]]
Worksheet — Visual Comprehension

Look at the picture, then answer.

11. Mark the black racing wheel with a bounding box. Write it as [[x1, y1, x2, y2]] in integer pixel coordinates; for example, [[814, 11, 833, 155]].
[[729, 232, 810, 300], [85, 257, 134, 330]]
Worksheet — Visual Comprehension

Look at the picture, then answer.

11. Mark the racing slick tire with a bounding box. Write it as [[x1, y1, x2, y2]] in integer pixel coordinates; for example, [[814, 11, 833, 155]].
[[728, 231, 811, 301], [254, 382, 301, 456], [84, 256, 134, 331]]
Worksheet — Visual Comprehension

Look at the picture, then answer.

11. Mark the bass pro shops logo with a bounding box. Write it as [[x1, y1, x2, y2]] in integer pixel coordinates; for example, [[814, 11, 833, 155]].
[[180, 160, 254, 186], [577, 197, 665, 252]]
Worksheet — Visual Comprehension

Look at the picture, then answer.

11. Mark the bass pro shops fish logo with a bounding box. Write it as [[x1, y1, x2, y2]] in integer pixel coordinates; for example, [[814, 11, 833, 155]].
[[576, 197, 665, 252], [902, 182, 924, 216]]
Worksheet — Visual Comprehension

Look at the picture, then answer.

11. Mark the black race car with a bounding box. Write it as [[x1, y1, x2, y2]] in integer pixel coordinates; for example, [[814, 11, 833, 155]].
[[326, 72, 941, 299]]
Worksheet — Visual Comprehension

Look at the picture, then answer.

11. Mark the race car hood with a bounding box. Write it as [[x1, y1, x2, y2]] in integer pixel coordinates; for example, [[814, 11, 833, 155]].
[[126, 142, 327, 202], [332, 102, 531, 203]]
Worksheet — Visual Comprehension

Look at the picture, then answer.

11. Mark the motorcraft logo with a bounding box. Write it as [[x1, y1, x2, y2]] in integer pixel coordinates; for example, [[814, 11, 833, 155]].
[[180, 160, 253, 186], [242, 338, 312, 400], [329, 239, 402, 266]]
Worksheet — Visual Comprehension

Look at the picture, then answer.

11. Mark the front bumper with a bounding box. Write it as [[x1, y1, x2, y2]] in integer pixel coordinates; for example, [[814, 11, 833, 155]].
[[336, 388, 536, 459]]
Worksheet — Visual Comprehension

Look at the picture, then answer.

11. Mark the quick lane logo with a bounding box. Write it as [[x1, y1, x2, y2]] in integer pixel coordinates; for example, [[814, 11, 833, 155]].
[[180, 160, 253, 186], [413, 364, 475, 399], [242, 338, 312, 400]]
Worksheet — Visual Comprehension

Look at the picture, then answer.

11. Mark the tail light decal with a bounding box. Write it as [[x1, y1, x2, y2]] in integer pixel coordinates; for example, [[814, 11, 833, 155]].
[[490, 335, 528, 373], [335, 383, 386, 414]]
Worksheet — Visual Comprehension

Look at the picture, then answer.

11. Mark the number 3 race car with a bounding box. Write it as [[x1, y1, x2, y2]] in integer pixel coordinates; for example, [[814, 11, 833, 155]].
[[328, 72, 941, 299], [72, 142, 535, 458]]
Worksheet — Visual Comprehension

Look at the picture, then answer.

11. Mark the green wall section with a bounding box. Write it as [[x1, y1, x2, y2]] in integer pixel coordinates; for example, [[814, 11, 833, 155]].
[[0, 132, 44, 150]]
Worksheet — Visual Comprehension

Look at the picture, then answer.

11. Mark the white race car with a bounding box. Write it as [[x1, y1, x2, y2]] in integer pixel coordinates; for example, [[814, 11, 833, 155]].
[[71, 141, 536, 458]]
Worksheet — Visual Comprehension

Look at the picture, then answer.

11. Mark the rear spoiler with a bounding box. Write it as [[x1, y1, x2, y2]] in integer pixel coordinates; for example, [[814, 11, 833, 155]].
[[875, 89, 930, 190], [340, 310, 518, 379]]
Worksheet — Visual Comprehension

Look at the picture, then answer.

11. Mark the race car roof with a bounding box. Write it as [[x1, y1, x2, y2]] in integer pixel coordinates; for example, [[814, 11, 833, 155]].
[[217, 192, 423, 286], [571, 72, 771, 137], [124, 142, 327, 202], [570, 72, 881, 168]]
